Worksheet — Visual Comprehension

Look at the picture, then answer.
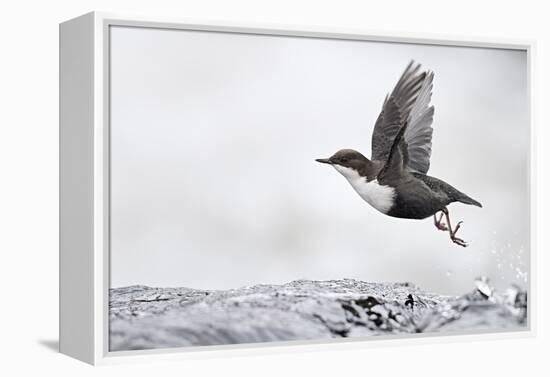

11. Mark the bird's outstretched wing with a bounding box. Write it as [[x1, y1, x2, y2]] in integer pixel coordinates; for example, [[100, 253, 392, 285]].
[[371, 60, 435, 174], [377, 121, 409, 184]]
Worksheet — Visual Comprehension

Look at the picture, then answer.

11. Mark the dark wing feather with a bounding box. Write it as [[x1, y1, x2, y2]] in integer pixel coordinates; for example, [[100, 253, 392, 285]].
[[378, 121, 409, 184], [371, 97, 402, 161], [404, 71, 434, 173], [371, 61, 435, 174]]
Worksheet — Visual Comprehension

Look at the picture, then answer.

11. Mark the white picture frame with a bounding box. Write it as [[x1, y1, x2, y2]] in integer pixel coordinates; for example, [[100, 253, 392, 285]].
[[59, 11, 536, 365]]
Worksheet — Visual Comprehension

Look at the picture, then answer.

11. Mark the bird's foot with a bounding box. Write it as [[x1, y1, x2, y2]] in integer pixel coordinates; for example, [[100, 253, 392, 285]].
[[450, 221, 468, 247], [451, 236, 468, 247], [433, 213, 448, 231]]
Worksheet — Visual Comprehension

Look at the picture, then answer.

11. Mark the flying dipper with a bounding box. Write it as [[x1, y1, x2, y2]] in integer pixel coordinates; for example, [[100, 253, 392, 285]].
[[316, 61, 482, 247]]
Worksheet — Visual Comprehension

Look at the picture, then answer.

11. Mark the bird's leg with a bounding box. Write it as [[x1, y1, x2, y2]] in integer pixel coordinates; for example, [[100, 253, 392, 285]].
[[441, 207, 467, 247], [433, 212, 448, 231]]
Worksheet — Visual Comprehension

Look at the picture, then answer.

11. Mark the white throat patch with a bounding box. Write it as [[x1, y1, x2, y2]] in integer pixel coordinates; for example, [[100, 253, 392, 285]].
[[333, 164, 395, 214]]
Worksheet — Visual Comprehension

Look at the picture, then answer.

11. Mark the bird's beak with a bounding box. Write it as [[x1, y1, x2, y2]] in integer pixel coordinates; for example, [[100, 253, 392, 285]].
[[315, 158, 332, 164]]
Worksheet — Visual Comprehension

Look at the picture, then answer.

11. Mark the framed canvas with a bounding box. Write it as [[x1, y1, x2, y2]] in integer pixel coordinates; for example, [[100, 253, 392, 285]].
[[59, 12, 535, 365]]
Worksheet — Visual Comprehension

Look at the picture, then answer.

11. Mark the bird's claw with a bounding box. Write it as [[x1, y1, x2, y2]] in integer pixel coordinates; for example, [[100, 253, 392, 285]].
[[451, 236, 468, 247], [450, 222, 467, 247], [435, 209, 469, 247]]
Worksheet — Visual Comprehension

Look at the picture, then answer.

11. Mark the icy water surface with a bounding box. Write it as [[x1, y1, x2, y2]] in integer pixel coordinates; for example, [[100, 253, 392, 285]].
[[109, 278, 527, 351]]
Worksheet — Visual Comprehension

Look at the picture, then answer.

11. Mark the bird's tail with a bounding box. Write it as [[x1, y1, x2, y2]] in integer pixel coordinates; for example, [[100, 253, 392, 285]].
[[457, 193, 482, 208]]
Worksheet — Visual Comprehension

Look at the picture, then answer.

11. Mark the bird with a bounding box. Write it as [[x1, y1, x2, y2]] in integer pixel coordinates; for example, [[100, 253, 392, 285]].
[[316, 60, 482, 247]]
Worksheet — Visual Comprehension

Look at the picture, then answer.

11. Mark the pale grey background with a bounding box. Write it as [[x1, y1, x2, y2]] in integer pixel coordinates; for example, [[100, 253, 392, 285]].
[[110, 26, 529, 295]]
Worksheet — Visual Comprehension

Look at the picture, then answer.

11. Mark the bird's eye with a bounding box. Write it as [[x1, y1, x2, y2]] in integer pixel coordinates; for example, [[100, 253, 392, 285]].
[[340, 158, 348, 163]]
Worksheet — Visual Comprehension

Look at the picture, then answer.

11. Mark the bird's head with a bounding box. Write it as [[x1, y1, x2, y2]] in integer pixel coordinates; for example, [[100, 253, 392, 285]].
[[316, 149, 369, 179]]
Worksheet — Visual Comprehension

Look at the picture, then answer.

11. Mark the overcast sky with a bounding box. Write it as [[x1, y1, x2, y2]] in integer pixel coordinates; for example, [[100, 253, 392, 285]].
[[110, 26, 529, 295]]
